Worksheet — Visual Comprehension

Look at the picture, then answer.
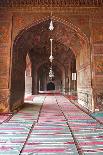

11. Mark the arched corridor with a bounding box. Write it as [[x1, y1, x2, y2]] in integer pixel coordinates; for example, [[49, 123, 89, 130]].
[[0, 94, 103, 154], [10, 17, 80, 112], [0, 1, 103, 154]]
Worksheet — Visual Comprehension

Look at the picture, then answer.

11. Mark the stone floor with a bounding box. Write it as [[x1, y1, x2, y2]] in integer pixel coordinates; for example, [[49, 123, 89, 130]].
[[0, 95, 103, 154]]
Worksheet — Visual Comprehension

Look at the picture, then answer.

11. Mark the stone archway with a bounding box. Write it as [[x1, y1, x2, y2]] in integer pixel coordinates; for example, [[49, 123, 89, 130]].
[[47, 82, 55, 91], [36, 61, 64, 93], [9, 15, 92, 112]]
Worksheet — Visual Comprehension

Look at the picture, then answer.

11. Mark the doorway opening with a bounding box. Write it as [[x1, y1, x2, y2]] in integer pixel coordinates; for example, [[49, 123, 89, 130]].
[[47, 82, 55, 91], [37, 62, 63, 92]]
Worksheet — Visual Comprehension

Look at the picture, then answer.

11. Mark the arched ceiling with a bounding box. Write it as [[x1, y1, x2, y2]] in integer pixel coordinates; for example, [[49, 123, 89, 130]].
[[15, 19, 82, 57], [38, 62, 62, 78], [0, 0, 103, 7], [15, 19, 76, 68]]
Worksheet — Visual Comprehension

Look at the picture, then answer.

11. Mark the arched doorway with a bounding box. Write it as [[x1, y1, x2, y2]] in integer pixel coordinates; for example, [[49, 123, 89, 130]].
[[37, 62, 63, 92], [10, 16, 91, 112], [47, 82, 55, 91]]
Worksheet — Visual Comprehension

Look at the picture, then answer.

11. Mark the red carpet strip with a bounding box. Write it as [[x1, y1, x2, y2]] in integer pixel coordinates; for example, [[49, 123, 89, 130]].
[[21, 96, 79, 155], [0, 114, 13, 124], [0, 96, 45, 155], [0, 95, 103, 154], [56, 95, 103, 154]]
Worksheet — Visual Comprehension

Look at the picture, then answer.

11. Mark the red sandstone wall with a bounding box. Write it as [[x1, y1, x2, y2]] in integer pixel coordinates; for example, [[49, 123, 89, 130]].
[[9, 42, 26, 111], [0, 8, 102, 112], [11, 12, 92, 110], [0, 13, 12, 112], [92, 15, 103, 110]]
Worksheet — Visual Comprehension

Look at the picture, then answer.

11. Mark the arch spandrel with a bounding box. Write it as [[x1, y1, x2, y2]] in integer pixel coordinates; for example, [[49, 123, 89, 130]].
[[13, 15, 89, 57]]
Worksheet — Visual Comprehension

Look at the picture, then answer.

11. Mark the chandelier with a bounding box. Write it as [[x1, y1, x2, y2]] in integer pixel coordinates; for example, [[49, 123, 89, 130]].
[[49, 19, 54, 31], [48, 0, 55, 80], [49, 66, 54, 78], [49, 38, 54, 79], [48, 15, 54, 79]]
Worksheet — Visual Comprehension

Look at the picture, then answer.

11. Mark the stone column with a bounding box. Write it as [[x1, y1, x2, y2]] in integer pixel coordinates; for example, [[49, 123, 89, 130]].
[[62, 69, 66, 94], [32, 67, 38, 94], [0, 13, 12, 112]]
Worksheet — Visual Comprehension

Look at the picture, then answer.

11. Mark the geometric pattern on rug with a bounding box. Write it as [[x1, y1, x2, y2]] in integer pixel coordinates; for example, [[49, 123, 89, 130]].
[[91, 112, 103, 123], [0, 95, 103, 154], [0, 96, 45, 155], [56, 96, 103, 154], [0, 114, 12, 124], [21, 96, 79, 155]]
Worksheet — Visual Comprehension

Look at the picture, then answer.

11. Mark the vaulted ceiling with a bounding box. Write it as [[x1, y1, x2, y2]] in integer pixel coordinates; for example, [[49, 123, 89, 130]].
[[0, 0, 103, 7], [15, 19, 76, 68], [16, 19, 81, 52]]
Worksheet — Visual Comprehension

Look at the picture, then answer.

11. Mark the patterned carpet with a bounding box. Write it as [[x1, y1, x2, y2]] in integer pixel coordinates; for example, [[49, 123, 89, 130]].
[[0, 114, 12, 124], [56, 96, 103, 154], [0, 95, 103, 154], [91, 112, 103, 123]]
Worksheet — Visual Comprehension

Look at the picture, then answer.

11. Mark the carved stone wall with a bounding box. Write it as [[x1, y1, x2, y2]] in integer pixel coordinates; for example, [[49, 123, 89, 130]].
[[0, 0, 103, 7], [10, 11, 92, 111], [9, 42, 26, 111], [0, 6, 103, 112], [0, 13, 12, 112], [92, 15, 103, 110]]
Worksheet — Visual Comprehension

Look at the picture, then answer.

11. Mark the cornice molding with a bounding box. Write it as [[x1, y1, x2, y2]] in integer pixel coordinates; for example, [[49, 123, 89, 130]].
[[0, 6, 102, 15], [0, 0, 103, 7]]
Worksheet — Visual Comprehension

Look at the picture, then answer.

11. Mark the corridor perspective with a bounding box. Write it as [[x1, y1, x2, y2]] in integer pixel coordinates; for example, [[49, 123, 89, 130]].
[[0, 1, 103, 155], [0, 95, 103, 155]]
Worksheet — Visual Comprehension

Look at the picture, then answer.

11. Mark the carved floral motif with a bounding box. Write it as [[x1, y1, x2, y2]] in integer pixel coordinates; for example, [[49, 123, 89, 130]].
[[93, 24, 103, 43], [0, 26, 9, 43], [94, 56, 103, 75], [14, 16, 25, 28], [94, 44, 103, 54]]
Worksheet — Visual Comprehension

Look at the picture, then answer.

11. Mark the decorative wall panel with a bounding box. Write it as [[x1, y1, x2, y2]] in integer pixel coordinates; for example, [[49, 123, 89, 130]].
[[0, 13, 12, 112]]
